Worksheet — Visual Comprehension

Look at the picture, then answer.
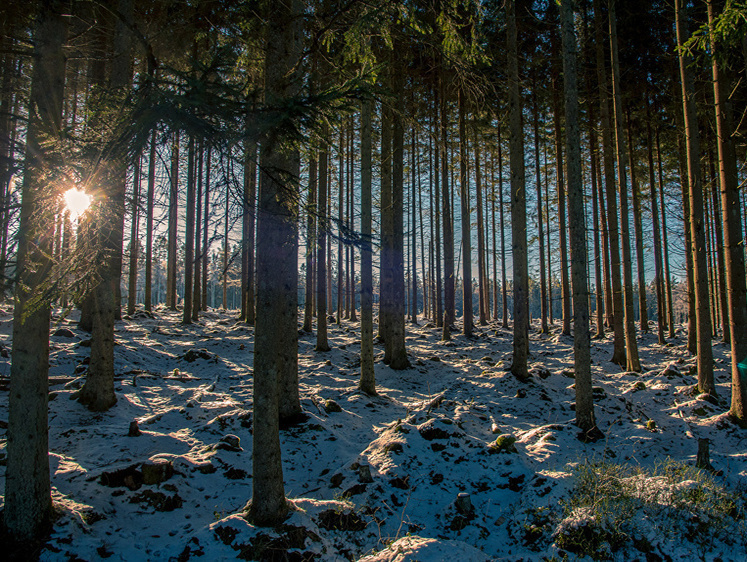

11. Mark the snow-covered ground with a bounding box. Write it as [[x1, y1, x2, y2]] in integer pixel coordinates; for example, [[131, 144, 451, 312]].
[[0, 304, 745, 561]]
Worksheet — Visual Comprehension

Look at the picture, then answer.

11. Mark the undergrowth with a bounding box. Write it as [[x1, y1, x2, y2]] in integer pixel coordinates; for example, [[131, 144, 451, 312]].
[[552, 459, 746, 561]]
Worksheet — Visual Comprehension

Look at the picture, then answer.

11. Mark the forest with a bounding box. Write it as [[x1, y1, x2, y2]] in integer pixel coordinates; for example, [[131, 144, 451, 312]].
[[1, 0, 747, 560]]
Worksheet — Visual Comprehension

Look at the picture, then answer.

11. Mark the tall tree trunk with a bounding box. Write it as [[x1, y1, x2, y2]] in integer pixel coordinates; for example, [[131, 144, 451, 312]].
[[127, 154, 141, 316], [79, 0, 133, 410], [593, 0, 625, 365], [499, 122, 508, 329], [389, 67, 410, 369], [202, 146, 210, 311], [508, 0, 529, 380], [533, 85, 548, 334], [552, 84, 570, 337], [316, 140, 331, 352], [562, 0, 597, 436], [337, 126, 344, 324], [707, 0, 747, 424], [359, 99, 376, 395], [349, 120, 357, 322], [192, 143, 202, 321], [625, 110, 647, 333], [303, 154, 317, 333], [411, 128, 418, 324], [433, 87, 443, 328], [379, 102, 393, 347], [544, 136, 553, 325], [144, 130, 156, 312], [491, 145, 499, 322], [459, 89, 473, 337], [676, 0, 715, 394], [656, 126, 675, 339], [590, 115, 604, 339], [474, 125, 487, 327], [166, 133, 179, 310], [182, 136, 196, 324], [222, 170, 229, 310], [441, 71, 454, 340], [4, 0, 66, 541], [249, 0, 302, 525], [707, 140, 729, 342], [244, 142, 257, 325], [646, 101, 666, 344], [609, 0, 641, 372]]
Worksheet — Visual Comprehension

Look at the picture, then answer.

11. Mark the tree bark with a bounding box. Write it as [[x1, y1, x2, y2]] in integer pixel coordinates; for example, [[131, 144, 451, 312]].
[[244, 141, 257, 325], [508, 0, 529, 380], [249, 0, 302, 525], [459, 88, 473, 337], [655, 126, 675, 339], [441, 70, 454, 340], [182, 136, 196, 324], [609, 0, 641, 372], [316, 140, 331, 352], [593, 0, 625, 365], [192, 143, 202, 321], [625, 110, 647, 333], [707, 0, 747, 424], [166, 133, 179, 310], [389, 67, 410, 369], [79, 0, 133, 410], [303, 154, 317, 333], [562, 0, 597, 435], [646, 100, 666, 345], [4, 0, 66, 541], [676, 0, 715, 394], [359, 99, 376, 395], [127, 154, 141, 316], [144, 130, 156, 312], [533, 84, 548, 334]]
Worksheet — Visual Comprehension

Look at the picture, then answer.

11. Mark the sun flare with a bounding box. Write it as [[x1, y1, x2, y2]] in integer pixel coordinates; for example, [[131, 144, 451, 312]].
[[63, 188, 91, 221]]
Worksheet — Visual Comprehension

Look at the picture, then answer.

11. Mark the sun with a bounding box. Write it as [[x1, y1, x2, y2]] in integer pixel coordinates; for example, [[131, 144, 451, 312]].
[[63, 188, 91, 221]]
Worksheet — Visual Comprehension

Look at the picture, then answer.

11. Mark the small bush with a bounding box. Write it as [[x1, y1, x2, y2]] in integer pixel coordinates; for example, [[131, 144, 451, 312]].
[[553, 459, 746, 560], [489, 434, 517, 454]]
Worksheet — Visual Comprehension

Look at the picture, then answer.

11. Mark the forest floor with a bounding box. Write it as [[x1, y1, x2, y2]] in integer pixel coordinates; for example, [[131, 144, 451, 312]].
[[0, 304, 746, 561]]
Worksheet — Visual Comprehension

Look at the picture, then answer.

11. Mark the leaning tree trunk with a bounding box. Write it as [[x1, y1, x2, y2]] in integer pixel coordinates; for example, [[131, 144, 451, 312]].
[[707, 0, 747, 424], [248, 0, 302, 526], [508, 0, 529, 381], [5, 0, 66, 542]]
